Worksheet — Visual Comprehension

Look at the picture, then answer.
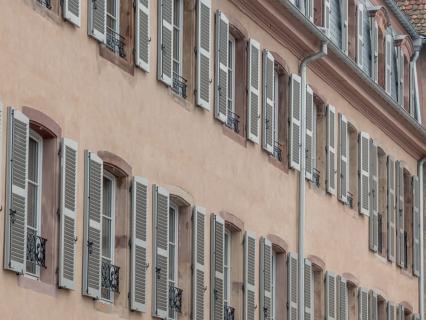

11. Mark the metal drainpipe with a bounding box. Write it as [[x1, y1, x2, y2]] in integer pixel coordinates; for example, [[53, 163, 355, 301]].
[[298, 41, 328, 320], [418, 158, 425, 320]]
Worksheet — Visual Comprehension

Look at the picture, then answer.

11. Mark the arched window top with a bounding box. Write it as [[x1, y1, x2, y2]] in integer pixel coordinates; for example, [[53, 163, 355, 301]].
[[394, 34, 414, 59], [22, 106, 62, 139], [218, 210, 244, 232], [97, 150, 132, 178], [266, 234, 288, 253], [368, 6, 390, 33]]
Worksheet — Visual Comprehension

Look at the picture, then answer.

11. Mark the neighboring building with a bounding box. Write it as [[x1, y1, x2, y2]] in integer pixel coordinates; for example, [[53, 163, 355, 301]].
[[0, 0, 424, 320]]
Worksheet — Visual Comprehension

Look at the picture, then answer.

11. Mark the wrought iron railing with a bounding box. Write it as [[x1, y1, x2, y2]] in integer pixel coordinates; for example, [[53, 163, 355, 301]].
[[347, 192, 354, 208], [273, 141, 283, 161], [224, 305, 235, 320], [169, 285, 183, 313], [172, 72, 188, 98], [226, 111, 240, 134], [312, 168, 320, 188], [106, 29, 126, 59], [36, 0, 52, 9], [101, 261, 120, 293], [26, 233, 47, 268]]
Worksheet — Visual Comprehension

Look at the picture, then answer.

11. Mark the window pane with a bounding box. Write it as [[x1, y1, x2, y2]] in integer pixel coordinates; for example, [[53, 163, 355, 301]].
[[27, 183, 37, 229], [168, 243, 175, 281], [26, 228, 37, 275], [28, 138, 38, 182], [169, 207, 176, 242], [103, 177, 112, 218], [102, 217, 111, 258], [107, 0, 116, 16]]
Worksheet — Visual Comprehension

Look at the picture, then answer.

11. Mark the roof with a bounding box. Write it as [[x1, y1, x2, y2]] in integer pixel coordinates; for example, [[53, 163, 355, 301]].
[[395, 0, 426, 35]]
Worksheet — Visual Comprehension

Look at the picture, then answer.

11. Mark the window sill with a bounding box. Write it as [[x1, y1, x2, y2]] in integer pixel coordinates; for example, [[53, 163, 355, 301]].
[[99, 44, 134, 75], [268, 154, 288, 173], [94, 299, 114, 313], [17, 274, 58, 297], [168, 87, 191, 111], [222, 123, 247, 147], [27, 0, 62, 25]]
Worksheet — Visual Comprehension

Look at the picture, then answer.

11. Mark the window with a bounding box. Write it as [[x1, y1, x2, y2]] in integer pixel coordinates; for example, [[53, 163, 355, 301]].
[[224, 230, 232, 307], [101, 171, 116, 301], [271, 251, 277, 320], [168, 204, 179, 320], [172, 0, 184, 96], [227, 35, 236, 129], [26, 130, 43, 277]]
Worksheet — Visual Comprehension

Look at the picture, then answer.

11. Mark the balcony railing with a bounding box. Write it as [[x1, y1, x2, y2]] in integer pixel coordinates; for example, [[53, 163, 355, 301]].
[[273, 141, 283, 161], [172, 73, 188, 99], [224, 305, 235, 320], [36, 0, 52, 9], [312, 168, 320, 188], [101, 261, 120, 293], [226, 111, 240, 134], [169, 285, 183, 313], [347, 192, 354, 209], [26, 233, 47, 268], [106, 29, 126, 59]]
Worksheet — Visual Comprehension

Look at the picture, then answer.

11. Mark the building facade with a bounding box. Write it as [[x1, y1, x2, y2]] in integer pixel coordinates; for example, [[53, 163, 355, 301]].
[[0, 0, 425, 320]]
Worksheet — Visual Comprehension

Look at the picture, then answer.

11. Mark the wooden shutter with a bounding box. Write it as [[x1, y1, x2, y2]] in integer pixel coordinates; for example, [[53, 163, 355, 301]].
[[289, 74, 302, 171], [215, 10, 229, 123], [369, 140, 378, 252], [88, 0, 106, 43], [82, 151, 103, 299], [397, 47, 404, 107], [247, 39, 261, 143], [387, 156, 395, 262], [307, 0, 314, 21], [59, 138, 78, 289], [397, 305, 404, 320], [157, 0, 174, 86], [152, 185, 170, 317], [387, 302, 395, 320], [326, 272, 337, 320], [371, 20, 379, 83], [338, 113, 349, 203], [412, 176, 420, 276], [130, 177, 149, 312], [358, 132, 370, 215], [304, 259, 314, 320], [288, 253, 298, 320], [135, 0, 151, 72], [385, 34, 393, 94], [63, 0, 81, 27], [306, 85, 314, 180], [337, 276, 348, 320], [357, 4, 364, 67], [358, 288, 369, 320], [395, 161, 405, 268], [341, 0, 349, 54], [263, 50, 275, 153], [196, 0, 212, 109], [324, 0, 331, 36], [211, 214, 225, 320], [327, 105, 337, 195], [369, 291, 378, 320], [193, 206, 206, 320], [244, 232, 256, 320], [4, 108, 29, 273], [260, 237, 273, 320]]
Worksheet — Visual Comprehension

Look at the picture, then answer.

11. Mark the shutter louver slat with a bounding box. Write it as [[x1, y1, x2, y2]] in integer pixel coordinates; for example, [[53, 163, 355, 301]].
[[193, 206, 206, 319], [88, 0, 107, 42], [327, 105, 337, 195], [338, 113, 349, 203], [215, 11, 229, 123], [196, 0, 212, 109], [288, 253, 298, 320], [263, 50, 275, 153], [260, 237, 273, 320], [337, 276, 348, 320], [63, 0, 81, 27], [59, 138, 78, 289], [387, 156, 395, 262], [289, 74, 302, 171], [369, 140, 379, 252], [4, 108, 29, 273], [247, 39, 261, 143], [359, 132, 370, 215], [304, 259, 313, 320], [158, 0, 174, 86], [412, 176, 420, 276], [211, 215, 225, 320], [326, 272, 337, 320], [130, 177, 149, 312], [357, 4, 364, 67], [396, 161, 405, 268], [244, 232, 256, 320], [358, 288, 369, 320], [135, 0, 151, 72], [305, 86, 314, 181], [83, 151, 103, 299]]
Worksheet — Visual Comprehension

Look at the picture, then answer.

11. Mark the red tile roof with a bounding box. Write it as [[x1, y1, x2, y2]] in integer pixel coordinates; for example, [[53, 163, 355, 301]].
[[396, 0, 426, 35]]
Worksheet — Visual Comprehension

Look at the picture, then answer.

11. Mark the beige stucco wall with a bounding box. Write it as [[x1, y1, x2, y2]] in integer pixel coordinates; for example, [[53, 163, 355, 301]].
[[0, 0, 421, 319]]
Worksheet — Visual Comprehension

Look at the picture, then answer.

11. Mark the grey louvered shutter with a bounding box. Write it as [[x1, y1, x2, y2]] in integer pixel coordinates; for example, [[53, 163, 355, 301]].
[[397, 47, 404, 107], [193, 206, 206, 320], [135, 0, 151, 72], [59, 138, 78, 289], [304, 259, 314, 320], [196, 0, 212, 109], [395, 161, 405, 268], [369, 140, 378, 252], [324, 0, 331, 36], [369, 291, 378, 320], [244, 232, 256, 320], [288, 253, 298, 320], [263, 50, 275, 153], [387, 302, 395, 320], [158, 0, 173, 86], [338, 113, 349, 203], [357, 4, 364, 67], [327, 105, 337, 195], [412, 176, 420, 276], [306, 85, 314, 181], [247, 39, 261, 143], [337, 276, 348, 320], [260, 237, 272, 320], [387, 156, 395, 262], [289, 74, 302, 171], [4, 108, 29, 273], [215, 10, 229, 123], [130, 176, 149, 312], [358, 288, 368, 320], [307, 0, 314, 21], [371, 20, 379, 83], [326, 272, 337, 320], [152, 185, 170, 317], [63, 0, 81, 27], [82, 151, 103, 299], [341, 0, 349, 54], [385, 34, 393, 94], [88, 0, 106, 43], [211, 214, 225, 320], [397, 305, 404, 320], [358, 132, 370, 215]]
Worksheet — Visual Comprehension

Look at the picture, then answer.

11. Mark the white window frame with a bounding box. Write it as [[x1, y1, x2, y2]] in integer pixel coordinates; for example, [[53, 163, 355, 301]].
[[25, 130, 43, 279], [168, 202, 179, 320], [227, 35, 236, 117], [106, 0, 121, 35], [172, 0, 184, 78], [224, 229, 232, 306], [271, 251, 277, 320], [101, 170, 116, 303]]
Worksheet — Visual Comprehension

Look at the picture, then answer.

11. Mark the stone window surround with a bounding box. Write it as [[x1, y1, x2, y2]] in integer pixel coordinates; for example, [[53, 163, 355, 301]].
[[394, 35, 414, 112]]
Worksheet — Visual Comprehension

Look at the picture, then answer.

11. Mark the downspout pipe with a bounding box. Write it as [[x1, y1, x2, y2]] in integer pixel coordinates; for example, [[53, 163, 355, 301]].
[[298, 41, 328, 320], [418, 158, 425, 320], [411, 38, 422, 123]]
